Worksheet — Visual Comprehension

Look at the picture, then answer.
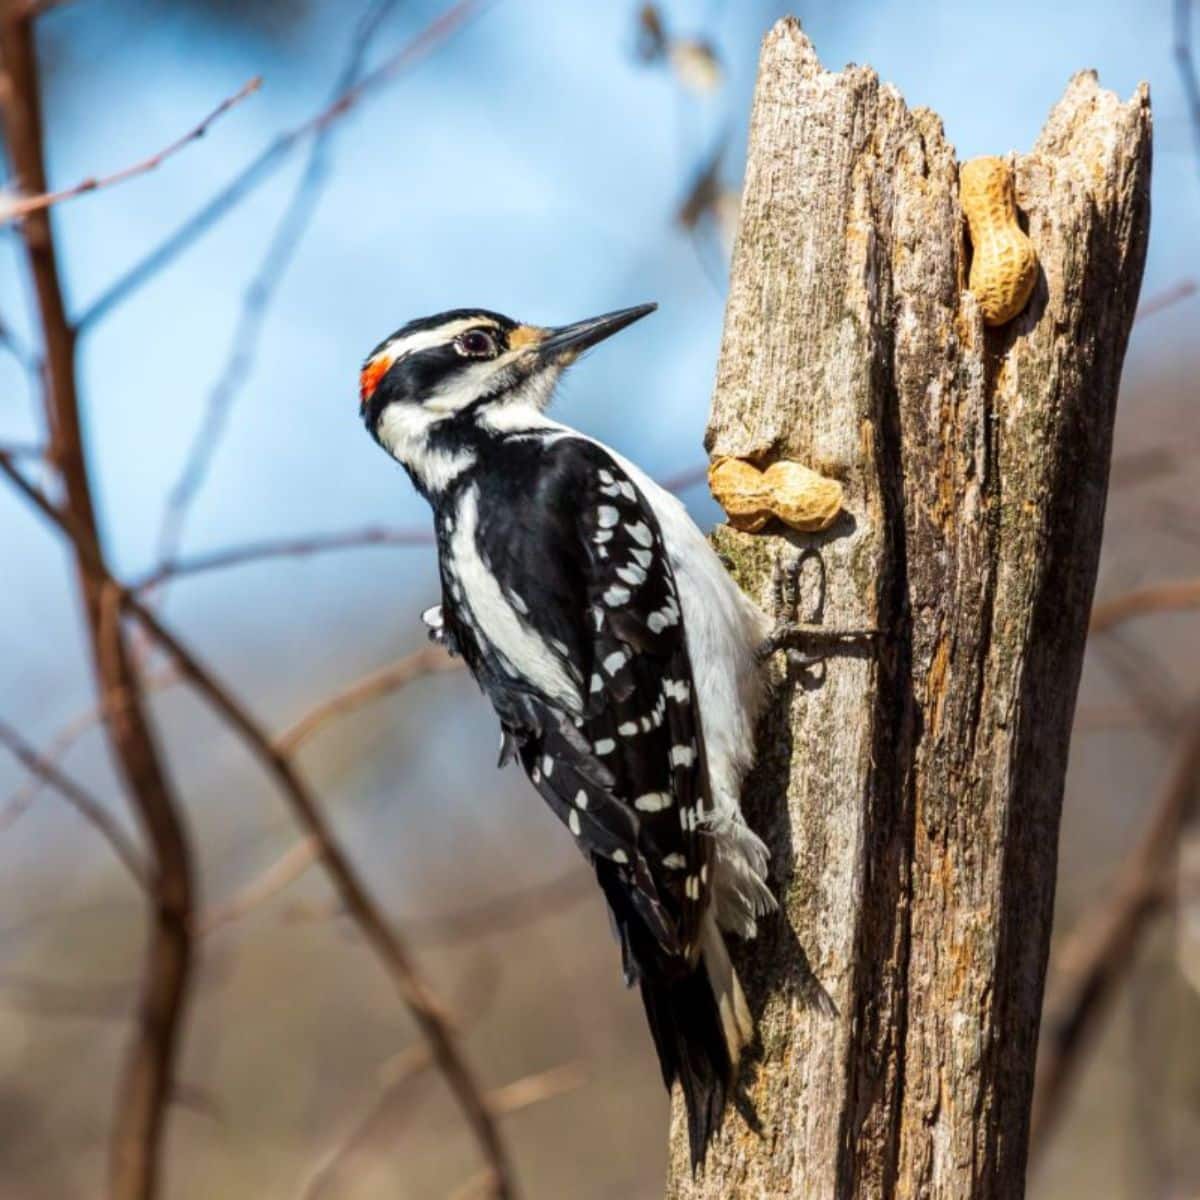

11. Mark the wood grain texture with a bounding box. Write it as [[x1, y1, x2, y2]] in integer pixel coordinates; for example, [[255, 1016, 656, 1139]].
[[666, 19, 1150, 1199]]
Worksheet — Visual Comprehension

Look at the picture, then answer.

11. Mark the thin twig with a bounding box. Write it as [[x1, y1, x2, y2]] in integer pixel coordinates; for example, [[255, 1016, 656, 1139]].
[[298, 958, 500, 1200], [659, 461, 709, 495], [277, 643, 461, 753], [199, 646, 463, 931], [0, 439, 44, 459], [1134, 277, 1197, 321], [284, 862, 591, 945], [0, 969, 135, 1020], [1175, 0, 1200, 180], [133, 525, 435, 593], [0, 665, 178, 832], [0, 717, 148, 885], [132, 465, 700, 598], [408, 867, 592, 948], [1030, 699, 1200, 1158], [0, 14, 196, 1197], [488, 1060, 587, 1116], [151, 0, 405, 570], [297, 1044, 438, 1200], [0, 304, 40, 375], [0, 452, 516, 1199], [78, 0, 488, 330], [1089, 577, 1200, 635], [0, 77, 262, 223], [196, 834, 322, 936], [1090, 634, 1180, 748], [18, 0, 76, 17]]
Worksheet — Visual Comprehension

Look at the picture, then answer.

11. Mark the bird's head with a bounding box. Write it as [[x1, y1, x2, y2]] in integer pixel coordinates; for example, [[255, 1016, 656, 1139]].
[[359, 303, 656, 494]]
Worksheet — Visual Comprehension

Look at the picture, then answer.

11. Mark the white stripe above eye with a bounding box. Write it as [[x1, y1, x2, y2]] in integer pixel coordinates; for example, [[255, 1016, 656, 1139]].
[[379, 317, 493, 364]]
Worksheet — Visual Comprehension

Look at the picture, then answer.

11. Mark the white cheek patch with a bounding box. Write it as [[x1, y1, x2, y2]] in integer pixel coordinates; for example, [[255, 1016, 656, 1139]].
[[377, 403, 475, 491]]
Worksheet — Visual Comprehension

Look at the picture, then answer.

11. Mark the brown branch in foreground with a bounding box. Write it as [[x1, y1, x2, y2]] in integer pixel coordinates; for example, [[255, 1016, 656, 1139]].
[[78, 0, 488, 330], [0, 77, 262, 223], [0, 11, 197, 1199], [1030, 699, 1200, 1159], [1089, 577, 1200, 634], [0, 717, 148, 885], [0, 454, 516, 1199]]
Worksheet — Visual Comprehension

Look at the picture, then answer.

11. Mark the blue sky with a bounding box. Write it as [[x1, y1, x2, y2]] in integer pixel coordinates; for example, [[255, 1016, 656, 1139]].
[[1, 0, 1194, 755]]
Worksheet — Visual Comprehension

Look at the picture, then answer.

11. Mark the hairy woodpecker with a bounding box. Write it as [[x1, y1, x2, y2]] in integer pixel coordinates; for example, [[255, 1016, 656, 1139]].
[[359, 303, 776, 1165]]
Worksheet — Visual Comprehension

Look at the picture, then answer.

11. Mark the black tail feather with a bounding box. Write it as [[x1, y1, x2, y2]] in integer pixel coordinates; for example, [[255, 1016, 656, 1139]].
[[638, 954, 733, 1171]]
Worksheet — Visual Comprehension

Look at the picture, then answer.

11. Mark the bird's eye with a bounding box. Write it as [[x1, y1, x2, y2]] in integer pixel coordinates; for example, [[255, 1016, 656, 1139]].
[[457, 329, 497, 358]]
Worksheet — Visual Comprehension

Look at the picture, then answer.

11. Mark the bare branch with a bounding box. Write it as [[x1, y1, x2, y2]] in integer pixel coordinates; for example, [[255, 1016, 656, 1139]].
[[18, 0, 76, 17], [1031, 699, 1200, 1158], [132, 525, 435, 593], [297, 958, 504, 1200], [78, 0, 488, 330], [1073, 703, 1144, 733], [0, 665, 178, 832], [0, 439, 44, 459], [659, 462, 709, 495], [0, 717, 148, 884], [276, 643, 461, 753], [0, 452, 516, 1198], [297, 1043, 438, 1200], [1109, 444, 1194, 489], [1089, 577, 1200, 635], [284, 864, 592, 945], [200, 646, 464, 931], [1175, 0, 1200, 179], [0, 77, 262, 223], [0, 969, 135, 1020], [134, 460, 709, 594], [151, 0, 404, 570], [0, 12, 196, 1196], [1134, 277, 1197, 321], [196, 834, 321, 936], [0, 306, 40, 374], [407, 867, 592, 948]]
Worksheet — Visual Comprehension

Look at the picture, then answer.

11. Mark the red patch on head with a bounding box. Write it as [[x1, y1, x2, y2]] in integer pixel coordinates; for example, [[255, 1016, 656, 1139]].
[[359, 353, 393, 410]]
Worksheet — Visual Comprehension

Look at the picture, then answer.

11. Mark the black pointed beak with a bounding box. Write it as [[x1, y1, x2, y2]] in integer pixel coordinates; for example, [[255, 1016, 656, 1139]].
[[535, 303, 657, 365]]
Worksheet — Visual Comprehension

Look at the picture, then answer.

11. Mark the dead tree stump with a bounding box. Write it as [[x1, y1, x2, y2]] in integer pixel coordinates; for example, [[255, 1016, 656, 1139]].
[[666, 19, 1150, 1199]]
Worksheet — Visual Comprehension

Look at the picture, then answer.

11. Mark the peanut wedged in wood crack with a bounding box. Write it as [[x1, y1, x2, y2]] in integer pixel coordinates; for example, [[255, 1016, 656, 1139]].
[[708, 456, 843, 533], [960, 155, 1039, 326]]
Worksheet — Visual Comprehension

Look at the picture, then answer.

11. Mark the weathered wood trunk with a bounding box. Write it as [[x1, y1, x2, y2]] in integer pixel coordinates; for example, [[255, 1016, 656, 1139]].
[[666, 20, 1150, 1199]]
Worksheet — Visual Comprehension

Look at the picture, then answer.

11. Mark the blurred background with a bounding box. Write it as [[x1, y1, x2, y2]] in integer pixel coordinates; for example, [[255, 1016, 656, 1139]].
[[1, 1, 1197, 1196]]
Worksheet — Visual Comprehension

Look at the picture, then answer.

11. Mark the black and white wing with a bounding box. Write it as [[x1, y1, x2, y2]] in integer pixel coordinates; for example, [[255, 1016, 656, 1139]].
[[437, 437, 713, 963]]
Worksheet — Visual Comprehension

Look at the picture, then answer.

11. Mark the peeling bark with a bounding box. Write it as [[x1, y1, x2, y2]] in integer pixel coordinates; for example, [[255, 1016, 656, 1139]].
[[666, 19, 1150, 1199]]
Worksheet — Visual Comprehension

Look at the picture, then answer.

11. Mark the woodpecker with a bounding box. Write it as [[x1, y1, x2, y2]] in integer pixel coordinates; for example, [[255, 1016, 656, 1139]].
[[359, 303, 776, 1166]]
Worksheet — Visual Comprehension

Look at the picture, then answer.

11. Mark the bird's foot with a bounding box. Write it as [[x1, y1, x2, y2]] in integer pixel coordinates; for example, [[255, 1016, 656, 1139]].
[[756, 548, 876, 669], [754, 621, 878, 666], [421, 604, 460, 656]]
